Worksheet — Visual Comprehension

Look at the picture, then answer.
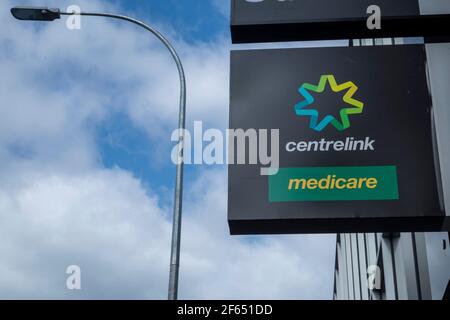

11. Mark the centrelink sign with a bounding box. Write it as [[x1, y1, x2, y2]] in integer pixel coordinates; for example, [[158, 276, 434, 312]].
[[228, 45, 446, 234]]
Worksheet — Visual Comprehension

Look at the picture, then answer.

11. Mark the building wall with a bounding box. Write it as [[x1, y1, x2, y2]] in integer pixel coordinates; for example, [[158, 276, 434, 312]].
[[334, 24, 450, 298], [333, 232, 441, 300], [420, 0, 450, 300]]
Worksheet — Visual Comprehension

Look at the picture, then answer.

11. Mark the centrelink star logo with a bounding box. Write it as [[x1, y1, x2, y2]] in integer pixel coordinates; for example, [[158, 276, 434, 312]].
[[295, 75, 364, 132]]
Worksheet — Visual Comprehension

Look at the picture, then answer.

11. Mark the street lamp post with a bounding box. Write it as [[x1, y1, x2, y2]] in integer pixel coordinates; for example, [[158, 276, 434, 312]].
[[11, 6, 186, 301]]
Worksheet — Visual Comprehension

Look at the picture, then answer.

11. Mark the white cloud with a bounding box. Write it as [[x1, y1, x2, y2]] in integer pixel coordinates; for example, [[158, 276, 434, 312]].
[[0, 0, 336, 299], [0, 168, 171, 299], [0, 167, 335, 299]]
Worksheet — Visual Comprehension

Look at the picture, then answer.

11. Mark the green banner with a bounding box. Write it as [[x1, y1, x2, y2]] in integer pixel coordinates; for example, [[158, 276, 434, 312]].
[[269, 166, 399, 202]]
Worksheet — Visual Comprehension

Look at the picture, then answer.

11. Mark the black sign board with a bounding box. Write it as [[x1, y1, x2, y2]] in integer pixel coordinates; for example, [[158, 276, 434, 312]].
[[231, 0, 450, 43], [228, 45, 447, 235]]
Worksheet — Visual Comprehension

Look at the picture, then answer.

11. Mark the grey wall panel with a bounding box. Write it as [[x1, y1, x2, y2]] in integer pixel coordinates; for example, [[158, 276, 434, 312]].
[[420, 0, 450, 300], [381, 236, 397, 300], [344, 234, 355, 300], [393, 233, 419, 299], [365, 233, 380, 300], [419, 0, 450, 14], [351, 234, 362, 300], [424, 42, 450, 217], [336, 239, 349, 300], [425, 232, 450, 299], [414, 233, 433, 299], [358, 234, 369, 300], [365, 233, 378, 267]]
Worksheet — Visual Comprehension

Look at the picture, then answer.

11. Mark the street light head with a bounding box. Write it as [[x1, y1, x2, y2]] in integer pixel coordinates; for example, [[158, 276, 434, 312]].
[[11, 6, 61, 21]]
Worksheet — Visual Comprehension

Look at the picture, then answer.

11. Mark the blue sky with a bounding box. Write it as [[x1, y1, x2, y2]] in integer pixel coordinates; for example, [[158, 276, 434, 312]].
[[0, 0, 336, 299], [121, 0, 229, 42]]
